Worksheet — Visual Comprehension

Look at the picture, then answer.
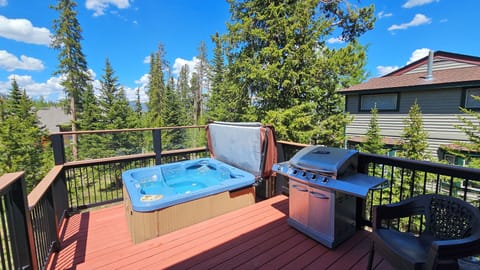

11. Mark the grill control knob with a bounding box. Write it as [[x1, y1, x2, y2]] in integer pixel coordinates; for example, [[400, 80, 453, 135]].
[[322, 177, 329, 183]]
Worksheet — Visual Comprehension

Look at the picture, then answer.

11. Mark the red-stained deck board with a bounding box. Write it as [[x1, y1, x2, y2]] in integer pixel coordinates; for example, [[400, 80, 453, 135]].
[[48, 195, 393, 270]]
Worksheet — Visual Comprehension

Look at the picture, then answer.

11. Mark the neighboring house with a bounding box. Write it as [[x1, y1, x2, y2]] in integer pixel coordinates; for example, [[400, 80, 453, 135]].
[[37, 107, 71, 133], [338, 51, 480, 164]]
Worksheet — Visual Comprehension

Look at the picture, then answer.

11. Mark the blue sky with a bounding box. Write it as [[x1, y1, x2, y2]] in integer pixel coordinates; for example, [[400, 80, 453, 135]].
[[0, 0, 478, 102]]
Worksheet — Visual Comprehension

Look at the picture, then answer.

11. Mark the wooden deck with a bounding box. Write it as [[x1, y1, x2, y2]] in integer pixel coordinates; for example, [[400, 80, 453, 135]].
[[48, 195, 394, 270]]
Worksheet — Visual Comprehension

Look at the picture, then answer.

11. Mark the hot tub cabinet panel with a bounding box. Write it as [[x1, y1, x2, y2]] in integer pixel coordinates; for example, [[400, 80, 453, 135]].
[[124, 186, 255, 244]]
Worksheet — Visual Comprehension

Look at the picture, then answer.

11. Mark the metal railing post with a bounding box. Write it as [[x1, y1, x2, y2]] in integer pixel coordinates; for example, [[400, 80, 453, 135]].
[[152, 129, 162, 165]]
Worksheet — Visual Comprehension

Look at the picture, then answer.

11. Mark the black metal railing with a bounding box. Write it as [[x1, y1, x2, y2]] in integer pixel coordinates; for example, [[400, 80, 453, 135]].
[[359, 153, 480, 234], [3, 126, 480, 269]]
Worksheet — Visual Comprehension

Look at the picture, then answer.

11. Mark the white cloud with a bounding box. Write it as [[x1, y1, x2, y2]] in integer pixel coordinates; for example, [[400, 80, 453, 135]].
[[173, 57, 198, 77], [0, 50, 44, 71], [440, 18, 448, 23], [406, 48, 430, 64], [127, 74, 149, 102], [143, 55, 151, 64], [0, 70, 148, 103], [0, 0, 7, 7], [402, 0, 439, 8], [377, 65, 399, 76], [388, 14, 431, 31], [327, 37, 345, 44], [377, 48, 431, 76], [0, 74, 65, 100], [378, 11, 393, 19], [0, 16, 51, 45], [86, 0, 131, 16], [135, 73, 149, 85], [124, 85, 148, 103]]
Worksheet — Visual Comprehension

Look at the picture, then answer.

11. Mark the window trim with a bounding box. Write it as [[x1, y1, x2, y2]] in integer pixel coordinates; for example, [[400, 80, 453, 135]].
[[359, 92, 400, 112]]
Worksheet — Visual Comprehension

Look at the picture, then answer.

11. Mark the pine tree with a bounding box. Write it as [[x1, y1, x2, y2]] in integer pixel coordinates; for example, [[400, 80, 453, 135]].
[[453, 95, 480, 167], [0, 80, 50, 191], [176, 64, 192, 125], [401, 100, 429, 160], [77, 84, 105, 159], [193, 41, 209, 125], [223, 0, 374, 144], [134, 87, 143, 119], [190, 72, 201, 123], [51, 0, 92, 160], [146, 44, 167, 128], [362, 105, 384, 154], [97, 58, 135, 155], [98, 58, 133, 129], [162, 76, 186, 149], [206, 32, 234, 121], [455, 95, 480, 152]]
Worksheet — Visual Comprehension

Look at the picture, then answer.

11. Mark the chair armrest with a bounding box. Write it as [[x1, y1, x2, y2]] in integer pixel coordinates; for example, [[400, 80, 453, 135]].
[[372, 197, 427, 229], [430, 235, 480, 259], [425, 235, 480, 268]]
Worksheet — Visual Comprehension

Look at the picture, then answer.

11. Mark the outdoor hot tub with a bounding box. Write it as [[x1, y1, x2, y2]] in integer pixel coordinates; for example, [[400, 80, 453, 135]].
[[122, 122, 277, 244], [123, 158, 256, 244]]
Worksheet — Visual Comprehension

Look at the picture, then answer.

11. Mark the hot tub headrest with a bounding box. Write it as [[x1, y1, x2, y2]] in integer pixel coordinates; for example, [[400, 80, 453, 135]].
[[206, 121, 277, 179]]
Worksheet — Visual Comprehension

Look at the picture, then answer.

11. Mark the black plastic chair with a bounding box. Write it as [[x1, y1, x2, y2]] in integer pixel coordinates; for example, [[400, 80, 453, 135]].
[[367, 194, 480, 270]]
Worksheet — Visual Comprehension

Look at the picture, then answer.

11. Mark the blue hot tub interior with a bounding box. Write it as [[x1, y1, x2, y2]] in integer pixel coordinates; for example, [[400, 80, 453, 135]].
[[122, 158, 255, 212]]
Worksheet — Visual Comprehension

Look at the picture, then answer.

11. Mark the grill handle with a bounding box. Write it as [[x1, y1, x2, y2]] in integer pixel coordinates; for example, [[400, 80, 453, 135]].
[[292, 184, 308, 192], [310, 191, 329, 200]]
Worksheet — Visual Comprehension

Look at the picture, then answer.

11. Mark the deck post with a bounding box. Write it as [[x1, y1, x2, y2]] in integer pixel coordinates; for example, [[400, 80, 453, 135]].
[[51, 134, 66, 165], [153, 129, 162, 165]]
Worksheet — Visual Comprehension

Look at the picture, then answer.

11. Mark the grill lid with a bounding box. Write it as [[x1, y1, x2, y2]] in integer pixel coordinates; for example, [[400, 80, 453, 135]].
[[289, 145, 358, 177]]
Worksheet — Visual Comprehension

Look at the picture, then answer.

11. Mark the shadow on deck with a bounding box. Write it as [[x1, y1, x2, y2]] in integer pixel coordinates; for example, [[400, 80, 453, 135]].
[[47, 195, 393, 270]]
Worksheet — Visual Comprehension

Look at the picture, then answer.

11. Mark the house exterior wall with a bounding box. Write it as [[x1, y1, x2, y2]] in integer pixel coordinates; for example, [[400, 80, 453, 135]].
[[344, 87, 478, 159]]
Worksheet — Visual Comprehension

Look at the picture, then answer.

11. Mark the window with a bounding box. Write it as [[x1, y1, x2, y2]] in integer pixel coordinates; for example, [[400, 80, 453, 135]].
[[360, 93, 398, 111], [444, 154, 465, 166], [444, 154, 455, 165], [464, 88, 480, 109]]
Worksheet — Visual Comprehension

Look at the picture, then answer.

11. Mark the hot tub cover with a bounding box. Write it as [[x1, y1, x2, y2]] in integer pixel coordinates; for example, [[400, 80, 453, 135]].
[[206, 121, 277, 180]]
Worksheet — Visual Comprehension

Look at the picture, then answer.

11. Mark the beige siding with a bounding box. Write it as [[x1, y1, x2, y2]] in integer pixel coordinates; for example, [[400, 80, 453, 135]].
[[405, 59, 476, 75], [346, 113, 478, 159]]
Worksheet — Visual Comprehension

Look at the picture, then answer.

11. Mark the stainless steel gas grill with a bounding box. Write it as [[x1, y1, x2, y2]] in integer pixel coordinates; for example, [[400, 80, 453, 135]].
[[272, 145, 386, 248]]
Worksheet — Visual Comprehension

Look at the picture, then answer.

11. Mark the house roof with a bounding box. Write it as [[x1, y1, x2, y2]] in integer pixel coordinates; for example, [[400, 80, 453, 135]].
[[339, 51, 480, 94], [37, 107, 71, 133]]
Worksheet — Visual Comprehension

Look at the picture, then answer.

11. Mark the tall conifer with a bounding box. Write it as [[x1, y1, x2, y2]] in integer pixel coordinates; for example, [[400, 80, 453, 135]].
[[224, 0, 374, 144], [51, 0, 92, 159], [362, 105, 384, 154], [401, 100, 429, 160], [0, 80, 49, 190], [146, 45, 167, 127]]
